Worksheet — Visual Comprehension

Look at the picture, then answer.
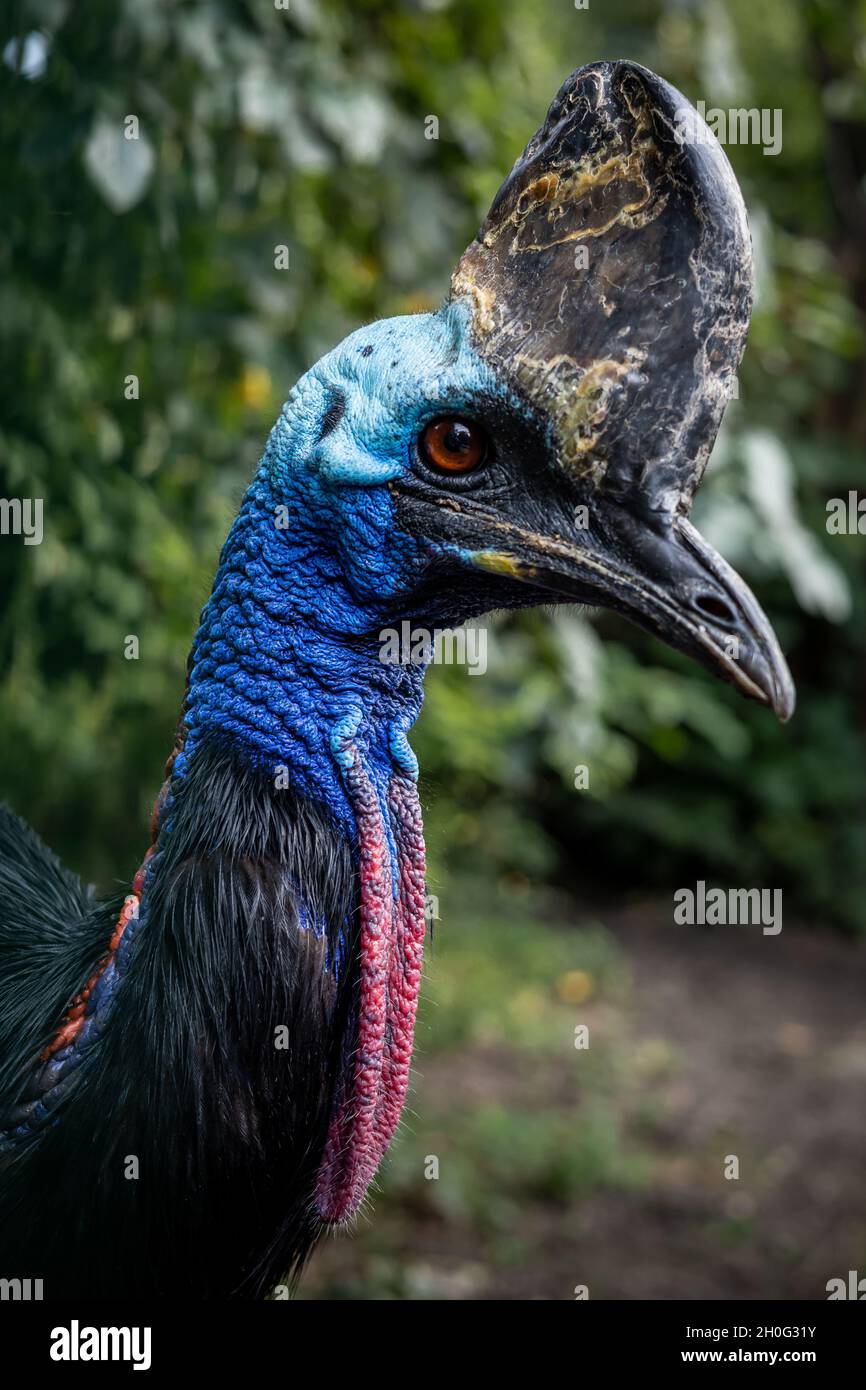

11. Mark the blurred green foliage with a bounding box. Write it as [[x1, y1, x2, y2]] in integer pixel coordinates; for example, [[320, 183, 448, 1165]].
[[1, 0, 864, 924]]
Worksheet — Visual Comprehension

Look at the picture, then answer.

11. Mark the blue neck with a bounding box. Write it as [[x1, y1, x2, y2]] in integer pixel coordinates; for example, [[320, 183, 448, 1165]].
[[170, 300, 511, 835], [174, 446, 426, 838]]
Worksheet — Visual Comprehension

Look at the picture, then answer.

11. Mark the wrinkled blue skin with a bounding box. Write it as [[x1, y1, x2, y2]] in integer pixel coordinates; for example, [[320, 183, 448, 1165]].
[[177, 299, 522, 836]]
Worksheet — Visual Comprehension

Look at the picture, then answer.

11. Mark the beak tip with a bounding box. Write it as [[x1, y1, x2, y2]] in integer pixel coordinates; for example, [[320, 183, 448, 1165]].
[[773, 681, 796, 725], [742, 652, 796, 724], [763, 644, 796, 724]]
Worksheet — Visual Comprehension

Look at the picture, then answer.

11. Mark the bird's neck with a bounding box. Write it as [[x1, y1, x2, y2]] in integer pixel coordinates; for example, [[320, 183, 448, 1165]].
[[7, 437, 436, 1266], [141, 465, 432, 1227], [173, 469, 427, 839]]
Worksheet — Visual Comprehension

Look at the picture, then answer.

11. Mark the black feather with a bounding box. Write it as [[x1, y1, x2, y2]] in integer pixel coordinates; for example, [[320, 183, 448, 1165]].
[[0, 805, 120, 1113], [0, 740, 360, 1298]]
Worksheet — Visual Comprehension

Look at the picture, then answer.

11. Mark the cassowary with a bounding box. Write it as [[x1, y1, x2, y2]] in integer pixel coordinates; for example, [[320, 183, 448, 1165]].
[[0, 61, 793, 1298]]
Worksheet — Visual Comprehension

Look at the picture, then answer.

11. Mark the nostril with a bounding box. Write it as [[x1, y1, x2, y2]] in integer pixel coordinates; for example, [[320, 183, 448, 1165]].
[[693, 592, 737, 627]]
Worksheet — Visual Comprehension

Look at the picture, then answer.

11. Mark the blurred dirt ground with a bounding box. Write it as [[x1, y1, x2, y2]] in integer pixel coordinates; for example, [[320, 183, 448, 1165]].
[[301, 893, 866, 1300]]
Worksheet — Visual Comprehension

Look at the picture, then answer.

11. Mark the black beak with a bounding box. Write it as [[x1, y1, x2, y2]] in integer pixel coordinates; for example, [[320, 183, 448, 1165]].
[[470, 509, 795, 721], [447, 59, 795, 722]]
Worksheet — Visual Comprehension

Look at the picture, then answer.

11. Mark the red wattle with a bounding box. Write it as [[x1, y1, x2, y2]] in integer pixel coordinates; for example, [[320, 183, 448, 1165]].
[[314, 753, 427, 1223]]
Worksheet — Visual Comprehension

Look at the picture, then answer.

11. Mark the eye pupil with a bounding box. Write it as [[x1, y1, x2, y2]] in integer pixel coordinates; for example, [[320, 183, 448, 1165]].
[[420, 417, 487, 474], [443, 422, 472, 454]]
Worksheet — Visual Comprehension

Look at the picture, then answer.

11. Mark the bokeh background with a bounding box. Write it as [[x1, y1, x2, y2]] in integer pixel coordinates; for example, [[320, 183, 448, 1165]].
[[2, 0, 865, 1298]]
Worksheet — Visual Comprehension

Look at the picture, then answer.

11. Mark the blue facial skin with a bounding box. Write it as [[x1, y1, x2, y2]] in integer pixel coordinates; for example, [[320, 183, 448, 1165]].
[[175, 299, 520, 837]]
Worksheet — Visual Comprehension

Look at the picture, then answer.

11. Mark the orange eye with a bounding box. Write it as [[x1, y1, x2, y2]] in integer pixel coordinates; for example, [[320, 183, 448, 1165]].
[[419, 418, 488, 474]]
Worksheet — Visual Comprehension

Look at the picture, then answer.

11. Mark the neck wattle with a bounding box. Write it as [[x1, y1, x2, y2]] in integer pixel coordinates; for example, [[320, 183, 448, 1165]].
[[312, 738, 428, 1222]]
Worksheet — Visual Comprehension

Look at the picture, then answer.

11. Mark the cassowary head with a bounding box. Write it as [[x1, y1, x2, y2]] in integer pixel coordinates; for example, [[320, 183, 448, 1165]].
[[247, 58, 792, 722]]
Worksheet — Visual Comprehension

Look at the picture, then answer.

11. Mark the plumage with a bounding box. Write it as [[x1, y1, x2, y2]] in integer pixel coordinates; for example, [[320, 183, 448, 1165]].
[[1, 746, 359, 1296], [0, 60, 793, 1298]]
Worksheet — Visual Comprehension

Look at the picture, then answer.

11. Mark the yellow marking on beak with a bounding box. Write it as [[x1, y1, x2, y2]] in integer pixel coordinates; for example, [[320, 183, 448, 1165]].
[[470, 550, 536, 580]]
